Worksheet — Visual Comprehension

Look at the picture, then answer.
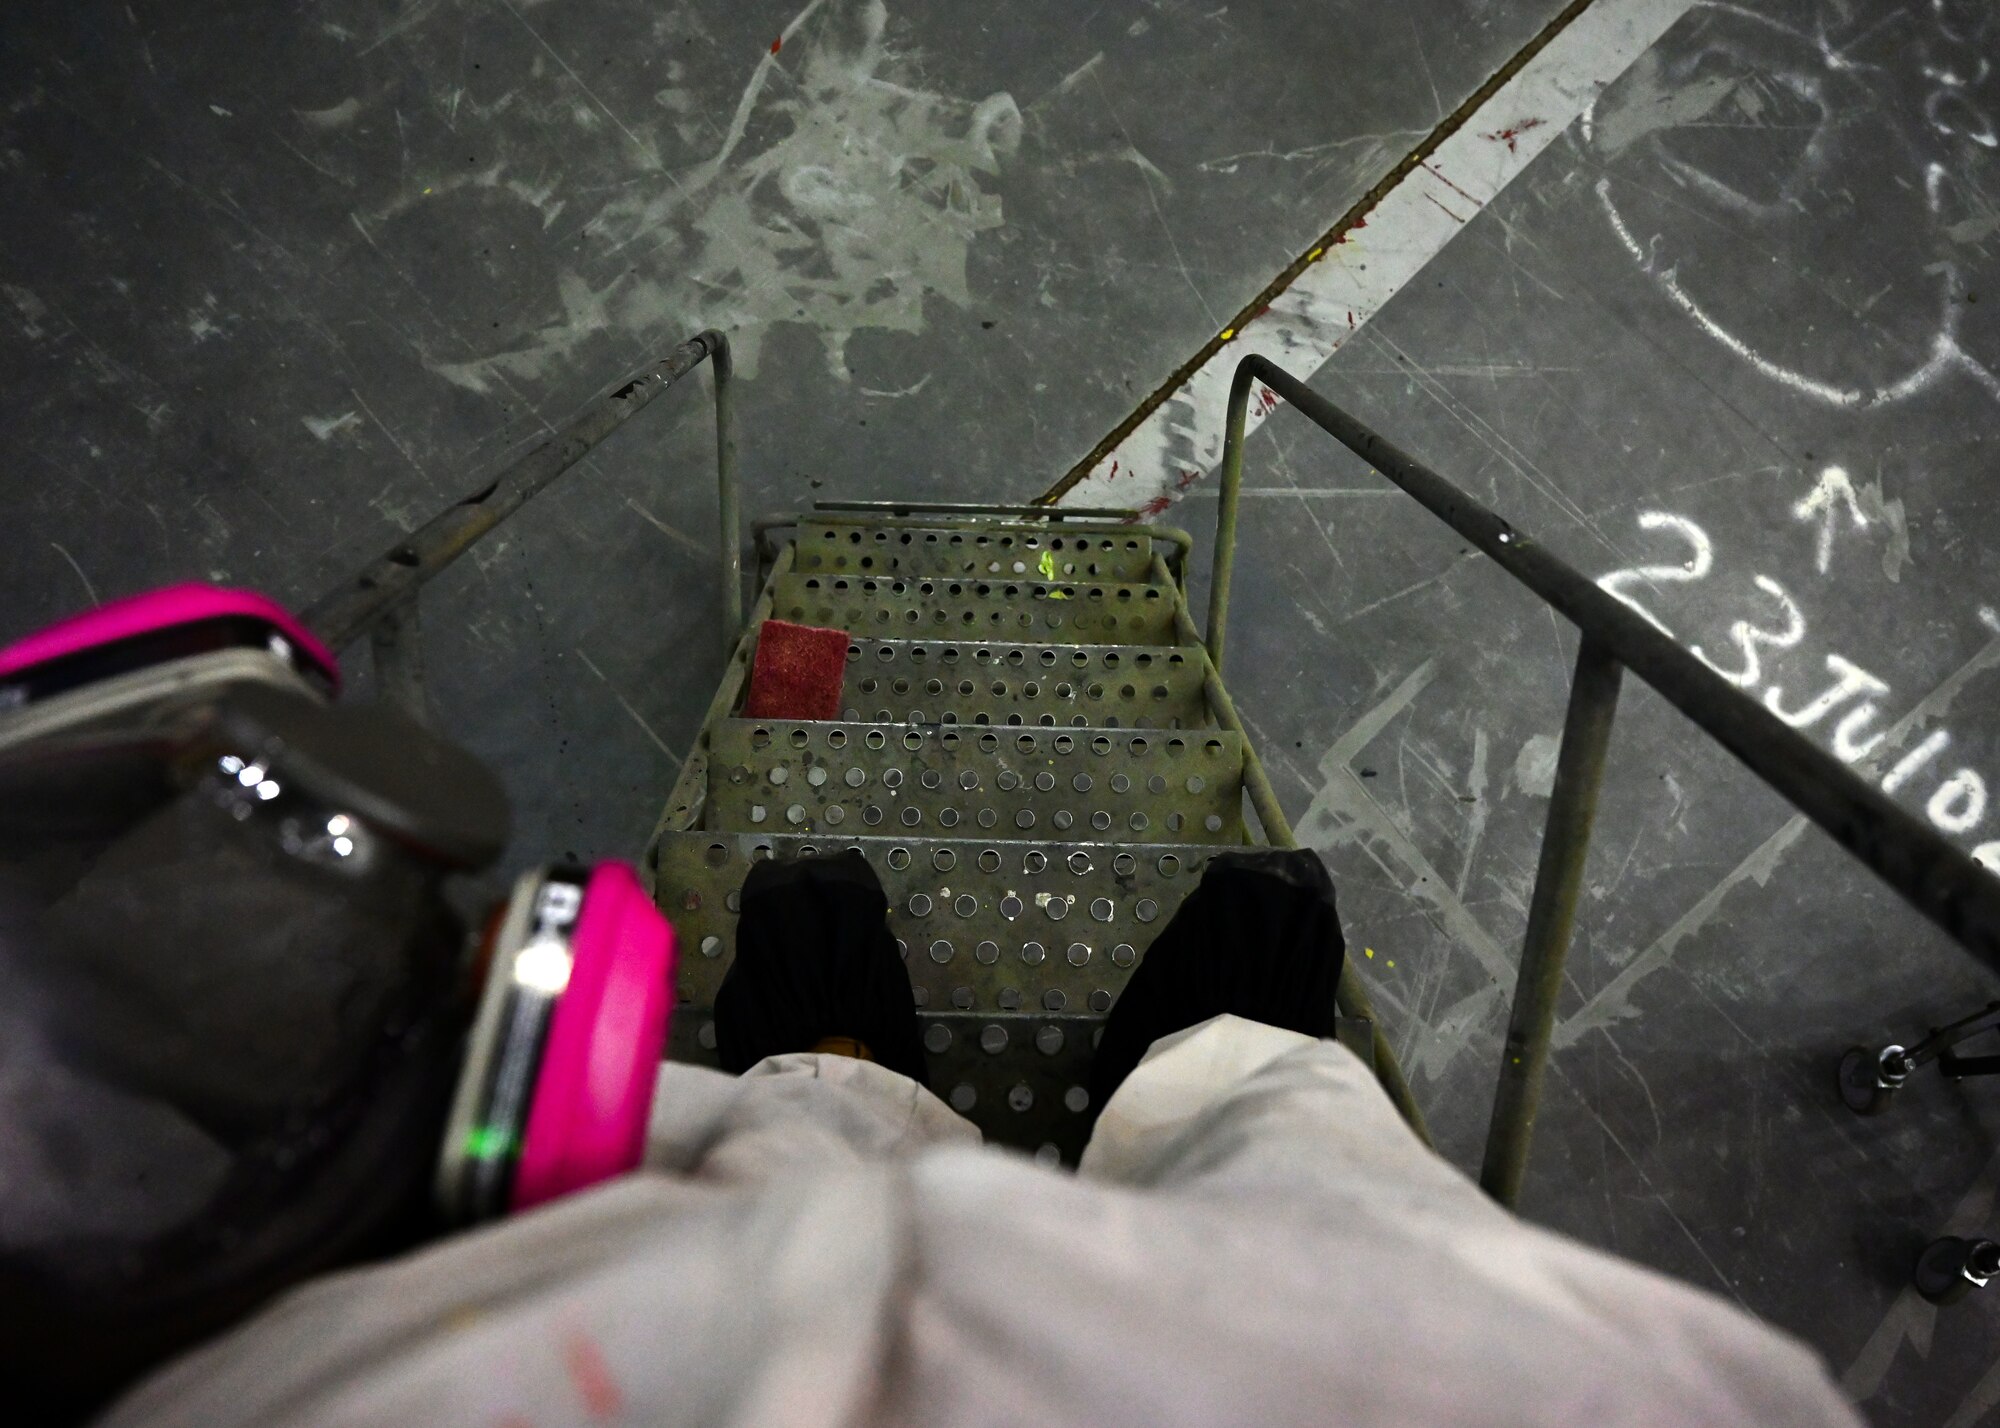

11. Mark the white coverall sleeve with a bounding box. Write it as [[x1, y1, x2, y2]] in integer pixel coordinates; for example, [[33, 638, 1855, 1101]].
[[99, 1019, 1863, 1428]]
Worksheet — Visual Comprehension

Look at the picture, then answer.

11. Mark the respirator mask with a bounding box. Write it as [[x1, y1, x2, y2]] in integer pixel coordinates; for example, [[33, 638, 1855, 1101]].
[[0, 585, 674, 1414]]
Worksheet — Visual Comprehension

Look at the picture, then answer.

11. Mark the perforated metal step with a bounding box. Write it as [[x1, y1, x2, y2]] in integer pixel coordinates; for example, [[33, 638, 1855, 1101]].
[[654, 830, 1220, 1015], [838, 639, 1212, 728], [670, 1008, 1101, 1163], [772, 574, 1179, 643], [668, 1000, 1374, 1165], [701, 720, 1244, 842], [795, 520, 1157, 582], [653, 507, 1288, 1164]]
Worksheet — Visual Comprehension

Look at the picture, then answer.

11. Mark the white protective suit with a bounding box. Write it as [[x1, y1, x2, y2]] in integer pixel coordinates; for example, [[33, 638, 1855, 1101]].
[[103, 1015, 1862, 1427]]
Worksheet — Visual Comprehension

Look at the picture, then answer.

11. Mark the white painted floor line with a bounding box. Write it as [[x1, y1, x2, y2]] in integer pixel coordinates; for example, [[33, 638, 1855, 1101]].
[[1058, 0, 1696, 515]]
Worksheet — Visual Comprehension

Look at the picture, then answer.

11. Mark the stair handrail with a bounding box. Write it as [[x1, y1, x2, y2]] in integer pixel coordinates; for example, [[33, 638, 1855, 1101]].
[[301, 331, 739, 719], [1207, 353, 2000, 1205]]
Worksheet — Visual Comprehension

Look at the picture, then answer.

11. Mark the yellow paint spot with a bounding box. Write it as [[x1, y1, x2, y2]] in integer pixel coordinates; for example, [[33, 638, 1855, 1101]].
[[1219, 327, 1235, 341], [1387, 960, 1395, 968], [423, 187, 432, 194], [1037, 550, 1058, 580], [1307, 246, 1323, 260], [1364, 947, 1374, 959]]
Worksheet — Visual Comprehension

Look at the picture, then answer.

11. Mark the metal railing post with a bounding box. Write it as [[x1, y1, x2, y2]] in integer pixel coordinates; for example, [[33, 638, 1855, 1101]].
[[1205, 361, 1255, 674], [1480, 638, 1623, 1206], [369, 593, 429, 724], [709, 332, 742, 654]]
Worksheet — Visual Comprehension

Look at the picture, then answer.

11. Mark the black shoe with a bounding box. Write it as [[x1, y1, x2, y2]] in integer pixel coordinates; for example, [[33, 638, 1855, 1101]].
[[713, 849, 928, 1085], [1090, 848, 1345, 1110]]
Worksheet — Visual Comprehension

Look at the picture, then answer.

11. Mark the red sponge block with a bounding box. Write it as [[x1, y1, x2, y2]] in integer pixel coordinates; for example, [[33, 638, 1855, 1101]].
[[742, 619, 851, 721]]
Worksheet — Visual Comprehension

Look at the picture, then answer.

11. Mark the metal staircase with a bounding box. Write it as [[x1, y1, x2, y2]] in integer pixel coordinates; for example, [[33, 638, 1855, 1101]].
[[644, 504, 1382, 1163], [304, 328, 2000, 1228]]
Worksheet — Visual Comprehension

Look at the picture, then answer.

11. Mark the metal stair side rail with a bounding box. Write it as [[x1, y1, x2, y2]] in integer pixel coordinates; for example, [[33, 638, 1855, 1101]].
[[1206, 354, 2000, 1208], [300, 331, 740, 710]]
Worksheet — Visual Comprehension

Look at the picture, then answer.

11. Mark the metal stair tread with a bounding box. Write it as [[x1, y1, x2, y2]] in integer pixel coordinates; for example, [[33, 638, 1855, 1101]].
[[701, 718, 1244, 842], [795, 519, 1157, 581], [835, 637, 1213, 728], [772, 572, 1180, 642], [670, 1008, 1102, 1162]]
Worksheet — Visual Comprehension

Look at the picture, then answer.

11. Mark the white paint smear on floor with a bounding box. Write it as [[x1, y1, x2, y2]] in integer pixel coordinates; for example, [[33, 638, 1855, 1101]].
[[1059, 0, 1696, 515]]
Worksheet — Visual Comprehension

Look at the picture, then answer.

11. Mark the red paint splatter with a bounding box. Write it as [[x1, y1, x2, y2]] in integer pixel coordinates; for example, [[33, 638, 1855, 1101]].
[[1345, 310, 1354, 328], [1480, 117, 1546, 153], [1109, 459, 1119, 478], [1255, 304, 1270, 319], [1175, 469, 1201, 492], [564, 1335, 624, 1421], [770, 36, 783, 54], [1139, 495, 1173, 518], [1254, 386, 1279, 415]]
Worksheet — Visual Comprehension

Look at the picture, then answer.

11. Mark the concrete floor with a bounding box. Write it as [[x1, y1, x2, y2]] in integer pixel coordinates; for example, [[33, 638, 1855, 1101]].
[[0, 0, 1567, 871], [6, 0, 2000, 1422]]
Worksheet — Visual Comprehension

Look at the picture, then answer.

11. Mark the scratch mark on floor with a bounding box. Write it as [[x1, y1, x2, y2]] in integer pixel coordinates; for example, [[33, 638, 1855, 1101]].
[[1404, 7, 1446, 122], [1547, 1058, 1753, 1314], [357, 0, 445, 56], [1264, 440, 1351, 578], [49, 541, 99, 606], [1088, 68, 1221, 332], [1338, 551, 1478, 625], [1052, 51, 1104, 98], [1453, 728, 1490, 900], [576, 649, 684, 767], [1302, 760, 1514, 982], [1421, 189, 1467, 224], [1376, 329, 1626, 561], [1555, 815, 1809, 1048], [494, 0, 665, 172], [624, 498, 710, 559], [1194, 127, 1427, 175], [348, 386, 431, 485], [1295, 658, 1521, 1080], [273, 135, 353, 187]]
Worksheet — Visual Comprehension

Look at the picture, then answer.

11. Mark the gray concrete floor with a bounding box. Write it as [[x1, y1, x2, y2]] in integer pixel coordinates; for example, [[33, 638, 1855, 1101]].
[[5, 0, 2000, 1423], [0, 0, 1565, 871]]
